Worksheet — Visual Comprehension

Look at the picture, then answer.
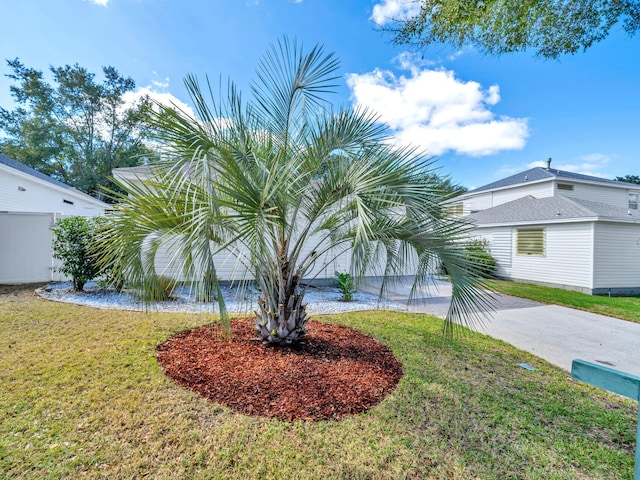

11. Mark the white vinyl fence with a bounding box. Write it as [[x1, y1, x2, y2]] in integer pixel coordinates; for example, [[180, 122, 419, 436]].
[[0, 212, 67, 284]]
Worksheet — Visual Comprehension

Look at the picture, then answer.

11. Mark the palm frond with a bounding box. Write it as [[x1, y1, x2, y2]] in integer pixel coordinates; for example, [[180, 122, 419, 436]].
[[98, 37, 494, 342]]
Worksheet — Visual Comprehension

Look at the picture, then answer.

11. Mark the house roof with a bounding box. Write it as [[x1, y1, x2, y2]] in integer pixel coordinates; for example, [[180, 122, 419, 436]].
[[0, 153, 109, 207], [467, 195, 640, 226], [466, 167, 640, 194], [0, 153, 73, 191], [112, 165, 154, 175]]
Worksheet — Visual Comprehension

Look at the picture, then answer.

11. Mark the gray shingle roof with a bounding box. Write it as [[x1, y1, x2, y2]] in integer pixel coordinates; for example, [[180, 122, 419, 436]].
[[467, 195, 640, 225], [0, 153, 72, 190], [467, 167, 639, 194]]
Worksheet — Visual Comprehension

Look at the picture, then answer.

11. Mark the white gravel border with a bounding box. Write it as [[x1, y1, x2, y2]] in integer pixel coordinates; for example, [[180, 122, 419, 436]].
[[37, 281, 408, 315]]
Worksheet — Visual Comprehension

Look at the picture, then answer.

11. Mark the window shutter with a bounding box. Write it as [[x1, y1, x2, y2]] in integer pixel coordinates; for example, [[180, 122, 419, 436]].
[[516, 228, 545, 256]]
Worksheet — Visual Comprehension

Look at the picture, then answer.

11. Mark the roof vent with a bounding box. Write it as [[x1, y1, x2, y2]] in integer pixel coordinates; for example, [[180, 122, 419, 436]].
[[524, 175, 528, 181], [546, 158, 552, 169], [556, 210, 561, 216], [18, 186, 26, 192]]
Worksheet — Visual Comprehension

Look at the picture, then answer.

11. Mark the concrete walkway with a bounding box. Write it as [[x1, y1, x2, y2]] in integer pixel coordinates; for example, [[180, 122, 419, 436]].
[[361, 277, 640, 376]]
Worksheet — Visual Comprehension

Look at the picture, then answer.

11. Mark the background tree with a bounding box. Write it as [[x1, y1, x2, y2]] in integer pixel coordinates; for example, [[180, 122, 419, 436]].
[[0, 59, 152, 199], [97, 38, 492, 344], [615, 174, 640, 184], [431, 174, 467, 196], [381, 0, 640, 59]]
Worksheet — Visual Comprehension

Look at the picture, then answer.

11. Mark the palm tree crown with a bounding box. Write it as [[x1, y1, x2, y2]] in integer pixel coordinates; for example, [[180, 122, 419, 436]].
[[97, 38, 493, 343]]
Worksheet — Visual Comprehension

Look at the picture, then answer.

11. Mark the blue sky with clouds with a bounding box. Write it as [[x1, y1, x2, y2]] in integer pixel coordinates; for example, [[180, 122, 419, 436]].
[[0, 0, 638, 189]]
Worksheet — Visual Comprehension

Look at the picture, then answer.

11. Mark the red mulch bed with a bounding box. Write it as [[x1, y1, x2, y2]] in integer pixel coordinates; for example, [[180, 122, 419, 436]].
[[156, 318, 403, 421]]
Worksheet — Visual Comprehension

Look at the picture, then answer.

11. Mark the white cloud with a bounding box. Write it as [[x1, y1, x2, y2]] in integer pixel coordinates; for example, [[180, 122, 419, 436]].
[[448, 50, 465, 61], [393, 51, 437, 69], [151, 71, 170, 90], [346, 62, 529, 156], [125, 87, 238, 136], [371, 0, 420, 25], [151, 79, 170, 89], [123, 87, 197, 119], [86, 0, 108, 6]]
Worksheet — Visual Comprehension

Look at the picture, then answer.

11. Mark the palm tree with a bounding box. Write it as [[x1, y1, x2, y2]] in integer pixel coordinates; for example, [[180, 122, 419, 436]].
[[97, 38, 492, 343]]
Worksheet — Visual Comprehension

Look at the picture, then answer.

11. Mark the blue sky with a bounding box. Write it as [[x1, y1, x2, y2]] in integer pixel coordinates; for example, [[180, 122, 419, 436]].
[[0, 0, 638, 189]]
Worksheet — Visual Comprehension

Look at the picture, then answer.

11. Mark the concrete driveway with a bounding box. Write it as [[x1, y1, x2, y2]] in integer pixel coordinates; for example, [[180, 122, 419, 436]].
[[361, 276, 640, 377]]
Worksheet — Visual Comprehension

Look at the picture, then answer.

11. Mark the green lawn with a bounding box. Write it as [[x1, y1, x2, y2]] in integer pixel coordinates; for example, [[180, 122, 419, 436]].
[[488, 280, 640, 324], [1, 287, 636, 479]]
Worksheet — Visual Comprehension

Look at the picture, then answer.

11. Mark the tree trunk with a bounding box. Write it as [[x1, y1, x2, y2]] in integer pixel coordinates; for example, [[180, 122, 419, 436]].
[[253, 293, 309, 345], [73, 277, 85, 292]]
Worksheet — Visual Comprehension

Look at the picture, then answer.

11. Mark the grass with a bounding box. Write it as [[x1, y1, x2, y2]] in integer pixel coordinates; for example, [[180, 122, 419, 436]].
[[1, 286, 637, 479], [488, 279, 640, 324]]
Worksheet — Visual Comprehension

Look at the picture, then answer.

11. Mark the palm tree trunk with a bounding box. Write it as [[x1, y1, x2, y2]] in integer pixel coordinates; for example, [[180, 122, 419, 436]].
[[254, 292, 309, 344]]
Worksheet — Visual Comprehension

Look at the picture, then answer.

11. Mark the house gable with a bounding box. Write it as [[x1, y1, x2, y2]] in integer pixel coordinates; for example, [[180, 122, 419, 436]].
[[0, 154, 108, 215], [451, 166, 640, 215]]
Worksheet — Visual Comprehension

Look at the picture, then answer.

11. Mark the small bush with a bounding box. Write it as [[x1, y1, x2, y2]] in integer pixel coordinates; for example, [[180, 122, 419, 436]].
[[51, 216, 99, 291], [465, 239, 497, 278], [335, 271, 355, 301], [138, 275, 177, 302]]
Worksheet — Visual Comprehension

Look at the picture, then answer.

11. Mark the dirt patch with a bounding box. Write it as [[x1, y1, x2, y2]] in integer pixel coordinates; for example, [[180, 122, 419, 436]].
[[156, 318, 403, 421], [0, 283, 45, 299]]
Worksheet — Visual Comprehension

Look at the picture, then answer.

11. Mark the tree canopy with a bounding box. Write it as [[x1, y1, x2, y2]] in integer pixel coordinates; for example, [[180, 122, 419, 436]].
[[381, 0, 640, 59], [615, 174, 640, 184], [0, 59, 151, 199], [97, 38, 492, 343]]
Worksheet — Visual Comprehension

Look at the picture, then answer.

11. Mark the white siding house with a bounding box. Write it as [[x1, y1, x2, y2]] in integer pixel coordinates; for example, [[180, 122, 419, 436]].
[[112, 166, 358, 284], [113, 162, 640, 293], [0, 154, 109, 284], [592, 222, 640, 291], [457, 163, 640, 294]]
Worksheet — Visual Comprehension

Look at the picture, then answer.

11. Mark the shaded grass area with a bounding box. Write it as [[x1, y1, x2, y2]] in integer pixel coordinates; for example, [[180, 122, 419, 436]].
[[1, 286, 636, 479], [489, 279, 640, 324]]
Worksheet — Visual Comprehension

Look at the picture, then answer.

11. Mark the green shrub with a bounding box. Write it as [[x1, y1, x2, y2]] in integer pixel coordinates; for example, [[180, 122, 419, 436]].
[[137, 275, 177, 302], [335, 271, 356, 302], [465, 239, 497, 278], [51, 216, 100, 291]]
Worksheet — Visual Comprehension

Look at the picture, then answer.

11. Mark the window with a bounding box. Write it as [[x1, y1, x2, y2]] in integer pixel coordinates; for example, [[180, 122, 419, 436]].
[[629, 193, 638, 210], [444, 203, 463, 217], [557, 183, 574, 191], [516, 228, 545, 256]]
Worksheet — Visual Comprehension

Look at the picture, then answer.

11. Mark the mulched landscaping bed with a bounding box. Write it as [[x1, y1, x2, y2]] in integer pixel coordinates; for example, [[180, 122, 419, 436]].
[[156, 318, 403, 421]]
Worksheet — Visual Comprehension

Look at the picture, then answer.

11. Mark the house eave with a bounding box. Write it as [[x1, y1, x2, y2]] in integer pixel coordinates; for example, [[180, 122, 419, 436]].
[[1, 163, 110, 209], [452, 177, 553, 201], [453, 172, 640, 203], [471, 216, 640, 229]]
